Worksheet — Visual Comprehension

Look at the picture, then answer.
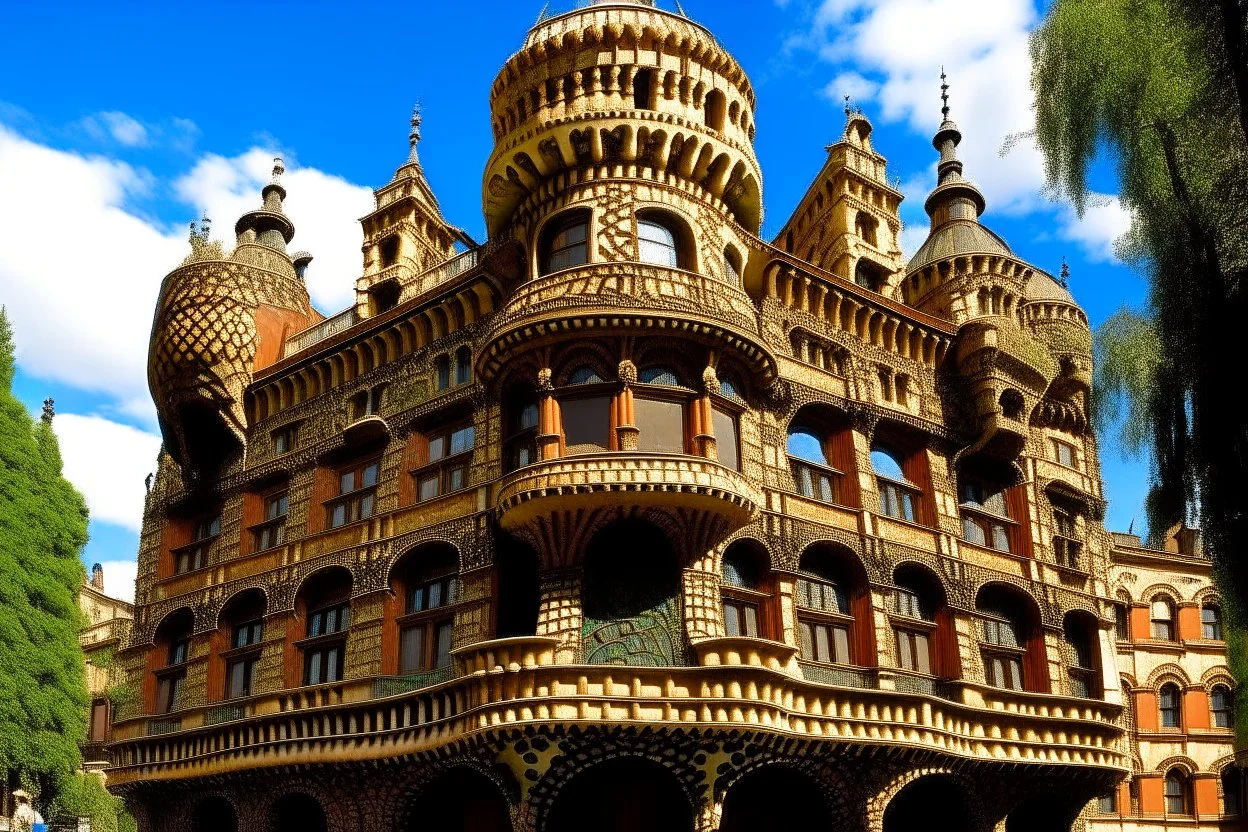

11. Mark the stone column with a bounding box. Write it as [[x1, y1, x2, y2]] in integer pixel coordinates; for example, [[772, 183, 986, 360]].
[[696, 364, 719, 459], [616, 360, 640, 451], [536, 568, 583, 663], [537, 368, 561, 461]]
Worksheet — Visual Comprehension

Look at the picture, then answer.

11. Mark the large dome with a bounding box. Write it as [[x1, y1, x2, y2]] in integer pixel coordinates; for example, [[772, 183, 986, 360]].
[[906, 218, 1013, 273]]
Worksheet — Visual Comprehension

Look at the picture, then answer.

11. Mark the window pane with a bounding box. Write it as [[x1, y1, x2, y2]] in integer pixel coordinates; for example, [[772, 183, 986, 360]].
[[799, 622, 814, 660], [991, 523, 1011, 552], [794, 464, 814, 497], [450, 426, 475, 455], [449, 466, 466, 492], [637, 220, 678, 267], [832, 625, 850, 663], [399, 626, 424, 674], [360, 492, 374, 519], [562, 396, 611, 451], [896, 631, 914, 671], [743, 605, 759, 638], [870, 448, 908, 481], [914, 632, 931, 674], [435, 621, 453, 668], [787, 431, 825, 463], [713, 407, 739, 471], [901, 492, 916, 523], [815, 625, 831, 662], [362, 463, 379, 487], [636, 397, 685, 454], [419, 475, 439, 501], [327, 646, 341, 682], [340, 472, 354, 493], [306, 652, 322, 686], [963, 516, 987, 546], [724, 602, 741, 637]]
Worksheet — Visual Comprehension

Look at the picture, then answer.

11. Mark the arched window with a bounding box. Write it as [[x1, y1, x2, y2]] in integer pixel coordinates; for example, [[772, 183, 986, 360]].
[[633, 68, 654, 110], [379, 235, 400, 268], [454, 345, 472, 386], [1050, 494, 1083, 568], [705, 89, 727, 131], [568, 365, 605, 385], [718, 376, 742, 402], [1223, 767, 1242, 817], [854, 211, 878, 247], [1202, 604, 1223, 640], [1151, 596, 1176, 640], [1062, 611, 1101, 698], [1159, 682, 1182, 728], [976, 585, 1044, 693], [1211, 684, 1234, 729], [152, 609, 193, 714], [1164, 768, 1190, 815], [787, 408, 856, 507], [636, 365, 687, 455], [855, 259, 885, 292], [958, 461, 1017, 553], [872, 445, 920, 523], [637, 215, 681, 268], [218, 589, 265, 701], [392, 545, 459, 676], [720, 541, 771, 639], [435, 354, 451, 391], [724, 246, 743, 284], [540, 211, 590, 275], [369, 279, 401, 316], [892, 567, 937, 676], [795, 545, 872, 667], [1113, 592, 1131, 641], [297, 568, 353, 686]]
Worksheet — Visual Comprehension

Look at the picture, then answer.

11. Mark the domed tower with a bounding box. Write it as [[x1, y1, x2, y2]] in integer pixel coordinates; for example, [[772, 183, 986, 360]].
[[147, 159, 319, 481], [901, 76, 1092, 461]]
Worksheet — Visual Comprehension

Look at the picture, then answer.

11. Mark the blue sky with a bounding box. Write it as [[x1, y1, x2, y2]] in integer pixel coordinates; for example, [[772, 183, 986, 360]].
[[0, 0, 1150, 600]]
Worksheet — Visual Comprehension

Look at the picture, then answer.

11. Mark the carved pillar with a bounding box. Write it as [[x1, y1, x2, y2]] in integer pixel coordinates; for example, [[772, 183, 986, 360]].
[[694, 796, 722, 832], [616, 360, 640, 451], [696, 364, 719, 460], [537, 368, 561, 461]]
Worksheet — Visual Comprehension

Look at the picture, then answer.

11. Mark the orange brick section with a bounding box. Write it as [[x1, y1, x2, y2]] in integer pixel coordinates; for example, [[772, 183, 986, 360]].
[[1136, 690, 1159, 731], [1129, 604, 1151, 641], [1137, 773, 1165, 815], [1193, 774, 1220, 817], [1184, 687, 1210, 730], [1177, 603, 1201, 641]]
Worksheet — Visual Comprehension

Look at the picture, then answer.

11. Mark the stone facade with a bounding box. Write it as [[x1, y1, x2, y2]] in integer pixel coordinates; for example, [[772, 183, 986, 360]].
[[80, 564, 134, 774], [105, 2, 1184, 830]]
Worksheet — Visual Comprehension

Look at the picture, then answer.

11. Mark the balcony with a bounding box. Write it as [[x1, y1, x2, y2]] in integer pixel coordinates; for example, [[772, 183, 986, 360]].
[[105, 635, 1127, 788], [495, 453, 762, 534], [477, 262, 776, 384]]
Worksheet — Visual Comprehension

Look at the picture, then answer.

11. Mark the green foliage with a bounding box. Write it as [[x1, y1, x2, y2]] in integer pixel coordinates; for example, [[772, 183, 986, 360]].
[[0, 307, 91, 794], [1033, 0, 1248, 622], [48, 773, 135, 832]]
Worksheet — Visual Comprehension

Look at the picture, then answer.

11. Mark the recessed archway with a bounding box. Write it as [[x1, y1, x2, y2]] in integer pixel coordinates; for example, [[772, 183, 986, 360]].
[[543, 757, 692, 832], [271, 793, 328, 832], [720, 765, 832, 831], [191, 796, 238, 832], [882, 774, 976, 832], [403, 767, 514, 832]]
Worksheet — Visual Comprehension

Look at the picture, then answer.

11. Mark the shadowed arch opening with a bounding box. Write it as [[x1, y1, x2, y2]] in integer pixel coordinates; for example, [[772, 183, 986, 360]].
[[720, 765, 832, 831], [1061, 609, 1102, 698], [544, 757, 691, 832], [272, 793, 327, 832], [387, 543, 459, 677], [496, 534, 540, 638], [582, 519, 683, 666], [892, 563, 959, 679], [149, 607, 194, 713], [192, 796, 238, 832], [1005, 793, 1083, 832], [720, 539, 774, 639], [293, 565, 353, 687], [883, 775, 975, 832], [404, 767, 513, 832]]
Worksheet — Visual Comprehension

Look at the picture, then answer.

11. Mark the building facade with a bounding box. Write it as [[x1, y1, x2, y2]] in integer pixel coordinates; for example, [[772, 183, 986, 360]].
[[107, 2, 1139, 830], [1089, 530, 1243, 831], [81, 564, 135, 774]]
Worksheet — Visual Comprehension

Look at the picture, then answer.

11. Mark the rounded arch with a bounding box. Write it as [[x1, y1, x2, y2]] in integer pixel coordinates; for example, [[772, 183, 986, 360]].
[[785, 403, 859, 508], [1004, 793, 1084, 832], [974, 582, 1047, 693], [536, 206, 592, 276], [721, 538, 771, 588], [720, 538, 775, 640], [217, 586, 266, 630], [542, 755, 692, 832], [191, 795, 238, 832], [402, 766, 514, 832], [1144, 662, 1193, 689], [271, 792, 328, 832], [388, 540, 460, 587], [796, 542, 876, 666], [882, 773, 980, 832], [155, 605, 196, 641], [295, 564, 355, 608], [720, 763, 834, 831], [1138, 583, 1185, 605], [1200, 666, 1236, 689], [1061, 608, 1102, 698], [1156, 755, 1200, 776], [552, 342, 615, 387]]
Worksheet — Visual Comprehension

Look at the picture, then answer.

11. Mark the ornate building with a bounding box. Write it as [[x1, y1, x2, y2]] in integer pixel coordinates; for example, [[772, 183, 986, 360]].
[[81, 563, 134, 775], [107, 2, 1137, 830], [1090, 528, 1243, 830]]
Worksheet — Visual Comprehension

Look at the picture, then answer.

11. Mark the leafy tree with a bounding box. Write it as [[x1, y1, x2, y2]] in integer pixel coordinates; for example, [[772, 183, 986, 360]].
[[48, 773, 135, 832], [1031, 0, 1248, 736], [0, 307, 91, 798]]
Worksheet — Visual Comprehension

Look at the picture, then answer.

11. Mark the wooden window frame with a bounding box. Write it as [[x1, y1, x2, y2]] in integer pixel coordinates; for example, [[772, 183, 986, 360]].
[[541, 213, 590, 275], [980, 614, 1027, 691], [397, 573, 458, 675], [454, 346, 472, 386], [272, 422, 299, 455], [412, 422, 475, 503], [795, 576, 853, 665], [250, 489, 288, 553], [1052, 438, 1079, 469], [1151, 598, 1176, 641], [636, 216, 682, 268], [89, 698, 109, 743], [558, 381, 617, 454], [299, 601, 350, 686], [171, 514, 220, 575], [721, 585, 768, 639], [1164, 771, 1190, 816], [1202, 605, 1223, 640], [326, 458, 380, 530], [1211, 685, 1234, 729], [1159, 684, 1182, 729], [154, 636, 190, 713]]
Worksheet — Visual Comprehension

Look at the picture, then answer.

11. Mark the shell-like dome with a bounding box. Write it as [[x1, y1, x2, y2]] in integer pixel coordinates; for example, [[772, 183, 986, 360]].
[[906, 219, 1013, 272], [1024, 269, 1075, 303]]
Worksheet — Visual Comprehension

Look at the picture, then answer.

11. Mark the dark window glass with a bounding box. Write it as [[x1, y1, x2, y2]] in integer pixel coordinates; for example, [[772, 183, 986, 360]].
[[174, 514, 220, 574], [639, 366, 681, 386], [960, 475, 1013, 553], [1114, 603, 1130, 640], [1097, 793, 1117, 815], [273, 424, 298, 454], [1202, 605, 1223, 640], [568, 366, 604, 385], [399, 573, 457, 675], [1212, 685, 1234, 729], [895, 629, 931, 674], [413, 423, 475, 502], [327, 460, 379, 529], [1159, 684, 1181, 728], [252, 491, 288, 551], [544, 216, 589, 274], [798, 620, 851, 664], [635, 396, 685, 454], [561, 396, 611, 452], [455, 346, 472, 386], [1164, 771, 1188, 815]]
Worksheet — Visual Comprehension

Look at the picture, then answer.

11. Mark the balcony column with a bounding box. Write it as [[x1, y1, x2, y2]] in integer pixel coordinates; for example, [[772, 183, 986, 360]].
[[695, 364, 718, 460], [537, 367, 562, 461], [616, 360, 640, 451], [536, 567, 583, 663]]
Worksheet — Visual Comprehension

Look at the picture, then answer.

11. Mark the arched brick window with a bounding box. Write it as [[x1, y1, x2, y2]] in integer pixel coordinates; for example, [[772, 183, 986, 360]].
[[975, 584, 1047, 693], [540, 209, 590, 275], [720, 540, 773, 639], [795, 544, 874, 667], [1159, 682, 1182, 728], [1211, 684, 1234, 729], [1150, 596, 1176, 640], [1164, 768, 1191, 815]]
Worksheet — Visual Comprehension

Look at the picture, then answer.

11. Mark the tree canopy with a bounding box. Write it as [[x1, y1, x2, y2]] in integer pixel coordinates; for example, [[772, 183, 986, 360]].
[[0, 307, 91, 794]]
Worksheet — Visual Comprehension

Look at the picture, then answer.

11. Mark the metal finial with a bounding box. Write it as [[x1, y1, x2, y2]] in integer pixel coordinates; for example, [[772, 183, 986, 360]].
[[940, 67, 950, 121], [1059, 257, 1070, 288], [534, 1, 550, 24], [844, 94, 852, 120], [271, 157, 285, 184]]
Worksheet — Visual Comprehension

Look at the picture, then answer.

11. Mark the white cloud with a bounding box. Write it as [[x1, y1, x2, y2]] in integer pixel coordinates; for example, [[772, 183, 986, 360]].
[[174, 149, 374, 312], [95, 559, 138, 603], [101, 112, 148, 147], [0, 125, 185, 419], [54, 413, 161, 533], [1057, 192, 1133, 263], [823, 71, 880, 107], [797, 0, 1047, 215]]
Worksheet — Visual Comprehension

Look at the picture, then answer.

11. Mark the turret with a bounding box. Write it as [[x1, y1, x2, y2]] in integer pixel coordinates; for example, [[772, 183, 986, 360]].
[[147, 162, 319, 482], [772, 103, 905, 296]]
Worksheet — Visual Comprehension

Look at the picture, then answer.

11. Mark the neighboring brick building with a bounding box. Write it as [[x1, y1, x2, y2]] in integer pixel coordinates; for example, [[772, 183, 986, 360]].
[[98, 1, 1195, 830], [79, 563, 133, 774], [1088, 528, 1243, 830]]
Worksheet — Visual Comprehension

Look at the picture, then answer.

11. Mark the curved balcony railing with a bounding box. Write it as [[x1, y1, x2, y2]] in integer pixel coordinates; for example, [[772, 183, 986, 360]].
[[105, 635, 1128, 787], [477, 262, 775, 383], [495, 452, 763, 531]]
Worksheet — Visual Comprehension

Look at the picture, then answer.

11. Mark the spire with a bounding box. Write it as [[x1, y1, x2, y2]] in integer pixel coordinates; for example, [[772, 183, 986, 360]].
[[407, 104, 423, 167], [922, 70, 986, 229], [234, 156, 295, 252], [41, 397, 54, 425]]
